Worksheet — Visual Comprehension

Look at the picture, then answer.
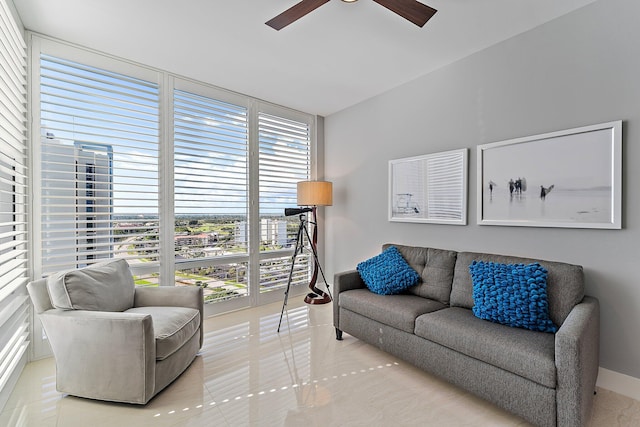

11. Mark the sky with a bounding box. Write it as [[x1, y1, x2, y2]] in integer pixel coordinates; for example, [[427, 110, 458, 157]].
[[40, 55, 309, 217], [481, 127, 614, 191]]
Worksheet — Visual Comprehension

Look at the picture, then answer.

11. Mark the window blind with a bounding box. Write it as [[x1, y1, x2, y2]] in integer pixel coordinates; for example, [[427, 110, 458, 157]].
[[39, 54, 160, 274], [0, 0, 29, 409], [173, 89, 249, 303], [174, 89, 248, 255], [33, 36, 317, 312], [258, 112, 311, 291], [258, 113, 310, 213]]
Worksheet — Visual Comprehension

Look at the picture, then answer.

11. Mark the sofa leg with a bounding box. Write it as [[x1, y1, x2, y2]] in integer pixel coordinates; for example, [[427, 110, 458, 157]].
[[335, 328, 343, 341]]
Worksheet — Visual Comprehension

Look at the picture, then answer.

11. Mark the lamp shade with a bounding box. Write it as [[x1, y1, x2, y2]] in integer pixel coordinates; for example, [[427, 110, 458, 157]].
[[297, 181, 333, 206]]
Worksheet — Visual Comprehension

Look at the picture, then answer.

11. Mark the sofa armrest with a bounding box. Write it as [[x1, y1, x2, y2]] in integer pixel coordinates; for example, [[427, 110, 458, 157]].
[[134, 286, 204, 348], [39, 309, 155, 404], [555, 295, 600, 427], [333, 270, 366, 333], [334, 270, 366, 293]]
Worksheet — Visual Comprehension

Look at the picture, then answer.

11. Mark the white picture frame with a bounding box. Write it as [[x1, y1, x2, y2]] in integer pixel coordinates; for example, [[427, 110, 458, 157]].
[[389, 148, 468, 225], [477, 121, 622, 229]]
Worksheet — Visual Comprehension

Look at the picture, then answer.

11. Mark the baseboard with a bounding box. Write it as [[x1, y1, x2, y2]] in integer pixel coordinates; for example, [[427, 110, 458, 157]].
[[596, 367, 640, 401]]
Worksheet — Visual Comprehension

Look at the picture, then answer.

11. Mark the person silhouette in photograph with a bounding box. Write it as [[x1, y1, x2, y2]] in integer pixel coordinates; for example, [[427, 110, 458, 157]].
[[540, 184, 554, 200]]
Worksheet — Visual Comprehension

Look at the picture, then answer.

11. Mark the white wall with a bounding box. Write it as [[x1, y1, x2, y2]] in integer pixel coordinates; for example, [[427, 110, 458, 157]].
[[325, 0, 640, 381], [6, 0, 23, 33]]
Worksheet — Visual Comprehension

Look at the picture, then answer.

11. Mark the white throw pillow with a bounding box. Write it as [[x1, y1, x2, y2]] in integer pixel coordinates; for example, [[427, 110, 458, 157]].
[[46, 259, 135, 311]]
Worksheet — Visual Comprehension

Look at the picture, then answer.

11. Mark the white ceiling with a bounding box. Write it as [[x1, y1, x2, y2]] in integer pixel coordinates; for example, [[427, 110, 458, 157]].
[[14, 0, 596, 116]]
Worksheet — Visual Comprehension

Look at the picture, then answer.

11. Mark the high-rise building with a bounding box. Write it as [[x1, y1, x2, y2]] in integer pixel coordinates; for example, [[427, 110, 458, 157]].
[[41, 135, 113, 271], [260, 219, 287, 247]]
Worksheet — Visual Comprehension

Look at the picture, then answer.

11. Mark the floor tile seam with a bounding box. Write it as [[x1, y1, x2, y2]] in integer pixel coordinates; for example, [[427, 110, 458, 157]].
[[202, 361, 402, 410], [145, 387, 217, 423], [202, 322, 335, 345]]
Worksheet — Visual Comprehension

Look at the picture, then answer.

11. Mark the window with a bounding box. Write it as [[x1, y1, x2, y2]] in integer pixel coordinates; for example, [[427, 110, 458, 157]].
[[258, 112, 312, 294], [173, 87, 250, 304], [39, 54, 160, 277], [0, 0, 29, 407], [31, 36, 317, 317], [172, 85, 313, 310]]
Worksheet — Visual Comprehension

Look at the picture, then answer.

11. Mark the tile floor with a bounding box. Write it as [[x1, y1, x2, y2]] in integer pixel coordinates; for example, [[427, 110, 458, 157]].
[[2, 299, 639, 426]]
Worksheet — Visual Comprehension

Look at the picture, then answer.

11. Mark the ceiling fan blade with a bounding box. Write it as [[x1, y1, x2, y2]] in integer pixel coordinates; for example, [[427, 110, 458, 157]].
[[372, 0, 437, 27], [266, 0, 331, 31]]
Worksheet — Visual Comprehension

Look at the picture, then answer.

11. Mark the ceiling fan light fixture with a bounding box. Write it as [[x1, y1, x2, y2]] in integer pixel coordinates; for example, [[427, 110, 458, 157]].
[[267, 0, 436, 31]]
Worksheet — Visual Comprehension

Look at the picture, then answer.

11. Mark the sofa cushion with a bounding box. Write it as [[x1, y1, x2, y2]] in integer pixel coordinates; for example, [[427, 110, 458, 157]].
[[357, 246, 420, 295], [126, 306, 200, 361], [470, 261, 557, 333], [339, 288, 446, 333], [47, 259, 135, 312], [414, 307, 556, 388], [451, 252, 584, 327], [383, 244, 457, 304]]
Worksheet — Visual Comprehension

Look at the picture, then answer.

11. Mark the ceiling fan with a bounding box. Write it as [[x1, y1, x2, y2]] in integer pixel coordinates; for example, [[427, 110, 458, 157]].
[[266, 0, 437, 31]]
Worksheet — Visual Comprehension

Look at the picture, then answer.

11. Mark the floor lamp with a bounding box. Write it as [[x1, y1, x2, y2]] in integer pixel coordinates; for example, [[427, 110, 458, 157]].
[[277, 181, 333, 332], [297, 180, 333, 305]]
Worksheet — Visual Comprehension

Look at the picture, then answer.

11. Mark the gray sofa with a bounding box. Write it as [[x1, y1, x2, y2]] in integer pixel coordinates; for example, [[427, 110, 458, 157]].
[[333, 244, 599, 427]]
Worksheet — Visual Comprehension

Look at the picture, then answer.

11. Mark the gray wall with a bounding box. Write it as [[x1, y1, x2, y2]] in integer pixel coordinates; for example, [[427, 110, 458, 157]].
[[324, 0, 640, 379]]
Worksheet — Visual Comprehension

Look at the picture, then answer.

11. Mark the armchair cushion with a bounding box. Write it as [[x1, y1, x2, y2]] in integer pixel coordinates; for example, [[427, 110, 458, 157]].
[[127, 306, 201, 360], [47, 259, 135, 312]]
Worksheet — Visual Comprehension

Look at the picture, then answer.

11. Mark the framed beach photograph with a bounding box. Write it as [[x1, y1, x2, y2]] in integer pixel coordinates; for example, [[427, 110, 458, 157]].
[[389, 148, 468, 225], [477, 121, 622, 229]]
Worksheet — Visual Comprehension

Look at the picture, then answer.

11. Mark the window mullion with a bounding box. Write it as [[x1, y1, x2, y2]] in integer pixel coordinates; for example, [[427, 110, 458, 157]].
[[159, 74, 175, 286], [247, 99, 260, 307]]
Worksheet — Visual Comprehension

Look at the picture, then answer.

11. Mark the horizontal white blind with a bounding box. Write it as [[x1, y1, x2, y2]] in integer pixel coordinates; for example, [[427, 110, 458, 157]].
[[258, 113, 310, 249], [0, 0, 29, 409], [39, 54, 160, 274], [258, 113, 311, 291], [259, 254, 311, 293], [174, 89, 248, 256], [426, 151, 464, 220], [173, 89, 249, 304]]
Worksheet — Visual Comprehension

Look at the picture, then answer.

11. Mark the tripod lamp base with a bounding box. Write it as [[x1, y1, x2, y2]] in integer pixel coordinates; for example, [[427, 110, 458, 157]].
[[304, 291, 332, 305]]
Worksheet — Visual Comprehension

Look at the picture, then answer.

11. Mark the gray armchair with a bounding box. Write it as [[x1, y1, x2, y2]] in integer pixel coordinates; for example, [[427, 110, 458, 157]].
[[27, 259, 203, 404]]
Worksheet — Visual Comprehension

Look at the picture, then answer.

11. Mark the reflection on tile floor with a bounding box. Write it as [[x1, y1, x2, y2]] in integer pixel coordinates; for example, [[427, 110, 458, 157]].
[[2, 299, 639, 426]]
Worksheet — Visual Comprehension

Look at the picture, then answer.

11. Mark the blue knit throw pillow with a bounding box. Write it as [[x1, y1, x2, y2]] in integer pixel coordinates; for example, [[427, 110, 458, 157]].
[[357, 246, 420, 295], [469, 261, 557, 333]]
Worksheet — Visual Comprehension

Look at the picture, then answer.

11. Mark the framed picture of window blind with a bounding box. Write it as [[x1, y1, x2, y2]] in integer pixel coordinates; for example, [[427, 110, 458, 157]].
[[389, 148, 468, 225]]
